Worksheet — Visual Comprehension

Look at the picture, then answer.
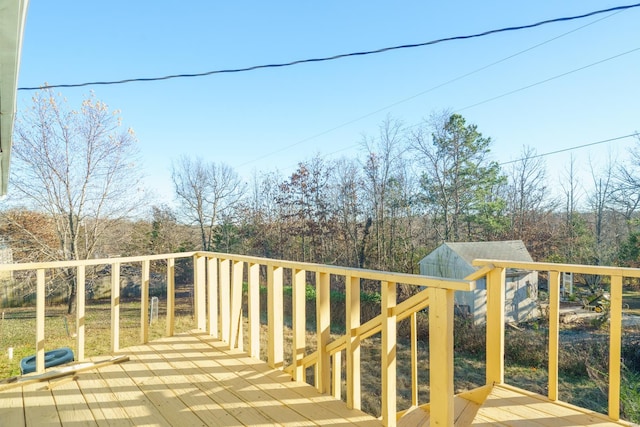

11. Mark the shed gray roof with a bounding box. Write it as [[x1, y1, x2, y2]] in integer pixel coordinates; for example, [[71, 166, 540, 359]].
[[440, 240, 533, 265]]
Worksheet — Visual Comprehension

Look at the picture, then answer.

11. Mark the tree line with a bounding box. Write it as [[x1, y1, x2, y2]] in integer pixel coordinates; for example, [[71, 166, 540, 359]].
[[4, 90, 640, 284]]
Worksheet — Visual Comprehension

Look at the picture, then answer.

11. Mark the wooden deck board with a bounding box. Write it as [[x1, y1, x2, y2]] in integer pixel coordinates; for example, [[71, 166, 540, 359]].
[[73, 371, 135, 427], [0, 388, 25, 426], [471, 384, 631, 426], [0, 331, 380, 427]]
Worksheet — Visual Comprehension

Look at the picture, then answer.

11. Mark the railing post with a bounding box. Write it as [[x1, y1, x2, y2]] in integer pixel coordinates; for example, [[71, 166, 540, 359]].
[[76, 265, 85, 361], [36, 269, 45, 373], [486, 267, 505, 385], [248, 263, 260, 359], [111, 262, 120, 353], [316, 272, 330, 393], [292, 268, 306, 381], [548, 270, 561, 401], [268, 265, 284, 369], [428, 287, 454, 427], [410, 312, 418, 407], [193, 255, 206, 331], [346, 275, 361, 410], [207, 257, 218, 338], [140, 259, 150, 343], [381, 281, 396, 427], [609, 274, 623, 421], [166, 258, 175, 337], [220, 259, 230, 343], [229, 260, 243, 349]]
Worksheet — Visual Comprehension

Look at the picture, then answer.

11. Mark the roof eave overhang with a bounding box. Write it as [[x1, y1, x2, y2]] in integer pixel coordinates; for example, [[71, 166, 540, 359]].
[[0, 0, 30, 196]]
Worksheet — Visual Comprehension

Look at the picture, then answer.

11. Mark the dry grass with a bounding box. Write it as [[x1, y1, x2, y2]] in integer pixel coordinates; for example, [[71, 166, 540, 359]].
[[0, 292, 196, 378]]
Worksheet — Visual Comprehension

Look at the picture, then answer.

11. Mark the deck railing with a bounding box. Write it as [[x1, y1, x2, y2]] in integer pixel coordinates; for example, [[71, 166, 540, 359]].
[[471, 259, 639, 423], [1, 253, 635, 425], [0, 252, 473, 427]]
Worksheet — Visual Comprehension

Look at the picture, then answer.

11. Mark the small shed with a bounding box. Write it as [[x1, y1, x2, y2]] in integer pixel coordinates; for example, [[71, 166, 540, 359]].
[[419, 240, 538, 324]]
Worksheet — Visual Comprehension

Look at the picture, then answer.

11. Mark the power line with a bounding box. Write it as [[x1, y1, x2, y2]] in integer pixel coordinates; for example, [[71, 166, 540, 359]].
[[18, 2, 640, 91], [235, 9, 625, 168], [457, 46, 640, 112], [499, 133, 638, 166], [313, 47, 640, 164]]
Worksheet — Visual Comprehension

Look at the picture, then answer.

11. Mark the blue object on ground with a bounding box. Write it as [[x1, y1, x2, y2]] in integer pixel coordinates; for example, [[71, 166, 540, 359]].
[[20, 347, 74, 375]]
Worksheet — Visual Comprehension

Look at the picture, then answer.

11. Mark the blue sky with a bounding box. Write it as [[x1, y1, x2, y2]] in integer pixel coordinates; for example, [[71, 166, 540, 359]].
[[16, 1, 640, 205]]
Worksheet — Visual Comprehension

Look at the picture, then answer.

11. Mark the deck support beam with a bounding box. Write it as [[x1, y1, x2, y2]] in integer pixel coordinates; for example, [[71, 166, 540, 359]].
[[609, 274, 623, 421], [346, 275, 361, 410], [207, 257, 218, 338], [220, 259, 230, 343], [166, 258, 175, 336], [292, 268, 306, 381], [248, 263, 260, 359], [316, 272, 331, 393], [428, 287, 454, 427], [76, 265, 86, 360], [486, 267, 505, 385], [268, 265, 284, 369], [193, 255, 206, 331], [381, 281, 396, 427], [110, 262, 120, 353], [548, 270, 560, 401]]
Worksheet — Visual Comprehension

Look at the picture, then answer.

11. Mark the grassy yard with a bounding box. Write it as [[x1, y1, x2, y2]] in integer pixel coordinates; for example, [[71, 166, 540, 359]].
[[0, 297, 196, 378]]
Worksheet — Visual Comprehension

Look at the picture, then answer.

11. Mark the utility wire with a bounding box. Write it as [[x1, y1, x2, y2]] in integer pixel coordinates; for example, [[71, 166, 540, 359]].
[[237, 10, 623, 168], [499, 133, 638, 166], [457, 46, 640, 112], [311, 47, 640, 165], [18, 2, 640, 91]]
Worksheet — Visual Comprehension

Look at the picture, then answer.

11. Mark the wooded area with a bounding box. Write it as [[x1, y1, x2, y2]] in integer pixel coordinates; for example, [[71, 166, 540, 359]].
[[3, 92, 640, 278]]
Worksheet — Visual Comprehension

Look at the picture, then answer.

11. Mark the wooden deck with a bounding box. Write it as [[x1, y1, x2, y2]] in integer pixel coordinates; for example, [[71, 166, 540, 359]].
[[399, 384, 634, 426], [1, 331, 635, 427], [0, 331, 381, 426]]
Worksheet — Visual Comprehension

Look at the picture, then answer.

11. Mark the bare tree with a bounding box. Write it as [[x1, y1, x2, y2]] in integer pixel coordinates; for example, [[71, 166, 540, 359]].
[[612, 134, 640, 229], [504, 146, 556, 258], [172, 156, 246, 251], [361, 116, 406, 268], [9, 89, 143, 312]]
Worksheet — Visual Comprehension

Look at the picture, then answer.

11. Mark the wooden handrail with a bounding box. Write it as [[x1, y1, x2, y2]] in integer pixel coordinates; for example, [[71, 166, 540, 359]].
[[7, 252, 632, 425]]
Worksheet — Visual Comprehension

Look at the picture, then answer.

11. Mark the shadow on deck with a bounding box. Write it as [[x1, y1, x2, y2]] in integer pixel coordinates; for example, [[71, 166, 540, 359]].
[[0, 331, 381, 426]]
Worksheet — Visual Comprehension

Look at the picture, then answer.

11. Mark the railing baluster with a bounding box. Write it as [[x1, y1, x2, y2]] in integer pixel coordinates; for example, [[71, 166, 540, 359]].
[[346, 275, 361, 410], [381, 281, 397, 427], [486, 267, 505, 385], [548, 270, 561, 401], [268, 265, 284, 369], [207, 257, 218, 338], [428, 287, 455, 427], [111, 262, 120, 353], [230, 260, 243, 349], [316, 272, 330, 393], [166, 258, 175, 337], [609, 274, 623, 421], [140, 259, 150, 343], [194, 255, 206, 331], [293, 268, 306, 381], [220, 259, 230, 343], [36, 268, 45, 373], [76, 265, 85, 360], [410, 311, 418, 407], [248, 262, 260, 359], [332, 350, 342, 400]]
